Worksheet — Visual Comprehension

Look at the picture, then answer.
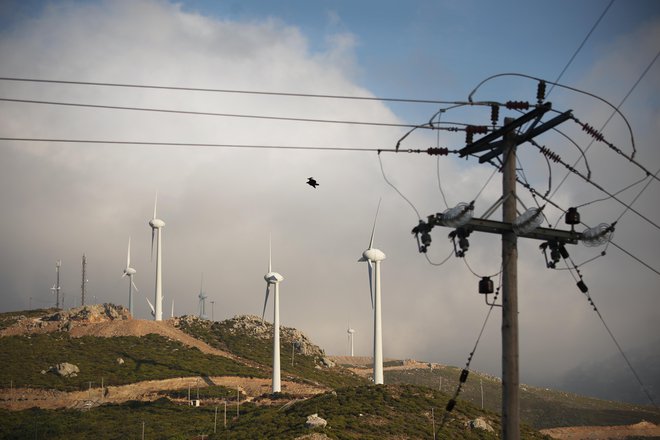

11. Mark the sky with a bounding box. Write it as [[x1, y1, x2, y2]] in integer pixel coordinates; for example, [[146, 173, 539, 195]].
[[0, 0, 659, 400]]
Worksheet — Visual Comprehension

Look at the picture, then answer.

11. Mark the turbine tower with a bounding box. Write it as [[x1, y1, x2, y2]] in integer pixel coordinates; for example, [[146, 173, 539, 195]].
[[261, 237, 284, 393], [149, 194, 165, 321], [347, 325, 356, 357], [358, 199, 386, 385], [198, 273, 208, 319], [122, 237, 138, 316], [50, 260, 62, 308]]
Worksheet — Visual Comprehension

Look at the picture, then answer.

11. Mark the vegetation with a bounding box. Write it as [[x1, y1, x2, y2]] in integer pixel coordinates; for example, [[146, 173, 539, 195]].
[[385, 366, 660, 429], [0, 333, 264, 391], [0, 308, 57, 331], [178, 318, 367, 389], [0, 384, 550, 439]]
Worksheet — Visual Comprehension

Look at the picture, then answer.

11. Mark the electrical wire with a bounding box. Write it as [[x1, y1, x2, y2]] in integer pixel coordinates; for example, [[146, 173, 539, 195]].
[[462, 256, 501, 279], [551, 49, 660, 198], [377, 153, 421, 220], [425, 249, 454, 267], [546, 0, 615, 97], [435, 110, 451, 209], [527, 139, 660, 233], [613, 167, 660, 224], [608, 239, 660, 277], [436, 156, 450, 210], [473, 166, 499, 203], [560, 255, 658, 409], [438, 269, 503, 432], [0, 137, 397, 153], [0, 76, 473, 105], [482, 158, 660, 278], [0, 97, 424, 130]]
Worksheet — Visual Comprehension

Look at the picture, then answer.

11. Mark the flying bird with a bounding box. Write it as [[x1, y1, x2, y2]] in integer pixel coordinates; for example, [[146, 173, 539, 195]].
[[306, 177, 319, 188]]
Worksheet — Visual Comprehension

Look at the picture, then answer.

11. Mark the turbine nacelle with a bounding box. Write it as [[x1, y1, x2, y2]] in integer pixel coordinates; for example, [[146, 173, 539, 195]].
[[359, 248, 386, 262], [123, 267, 137, 276], [265, 272, 284, 284], [149, 218, 165, 228]]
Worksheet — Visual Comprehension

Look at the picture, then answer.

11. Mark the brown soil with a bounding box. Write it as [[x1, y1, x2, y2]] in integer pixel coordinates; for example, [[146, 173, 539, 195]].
[[69, 319, 237, 359], [540, 421, 660, 439], [0, 375, 327, 411]]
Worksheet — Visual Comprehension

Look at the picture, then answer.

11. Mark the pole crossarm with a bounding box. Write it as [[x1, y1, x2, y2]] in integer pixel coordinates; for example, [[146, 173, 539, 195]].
[[412, 215, 582, 254], [464, 218, 581, 243], [457, 102, 573, 164]]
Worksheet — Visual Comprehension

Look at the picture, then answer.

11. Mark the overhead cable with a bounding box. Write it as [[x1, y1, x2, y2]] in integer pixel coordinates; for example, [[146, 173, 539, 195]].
[[0, 97, 424, 129], [0, 76, 474, 106]]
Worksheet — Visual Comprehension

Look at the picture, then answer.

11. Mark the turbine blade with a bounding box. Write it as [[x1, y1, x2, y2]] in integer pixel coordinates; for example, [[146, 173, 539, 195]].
[[127, 236, 131, 267], [153, 193, 158, 219], [131, 277, 139, 293], [150, 229, 155, 261], [368, 198, 382, 250], [122, 272, 126, 278], [146, 297, 155, 316], [367, 260, 374, 309], [268, 234, 272, 273], [261, 283, 271, 322]]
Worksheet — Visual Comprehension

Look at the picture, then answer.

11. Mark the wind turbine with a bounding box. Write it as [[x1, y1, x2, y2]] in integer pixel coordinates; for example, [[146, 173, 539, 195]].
[[122, 237, 138, 316], [149, 194, 165, 321], [358, 199, 386, 385], [50, 260, 62, 308], [198, 273, 208, 319], [347, 324, 356, 357], [261, 237, 284, 393]]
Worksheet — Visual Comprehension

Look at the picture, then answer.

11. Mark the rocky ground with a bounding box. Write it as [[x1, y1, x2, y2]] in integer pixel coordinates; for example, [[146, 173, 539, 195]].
[[540, 420, 660, 439]]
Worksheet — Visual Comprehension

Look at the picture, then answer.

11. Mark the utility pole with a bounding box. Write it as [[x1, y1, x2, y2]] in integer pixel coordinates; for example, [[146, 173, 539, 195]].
[[411, 103, 577, 440], [211, 301, 215, 321], [81, 254, 87, 306], [501, 118, 519, 439]]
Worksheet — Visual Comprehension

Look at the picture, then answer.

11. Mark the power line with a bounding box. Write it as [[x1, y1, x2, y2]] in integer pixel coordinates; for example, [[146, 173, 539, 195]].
[[482, 159, 660, 278], [0, 97, 426, 130], [0, 137, 397, 153], [0, 76, 468, 106], [561, 256, 658, 408], [551, 49, 660, 198], [377, 153, 422, 220], [547, 0, 615, 96]]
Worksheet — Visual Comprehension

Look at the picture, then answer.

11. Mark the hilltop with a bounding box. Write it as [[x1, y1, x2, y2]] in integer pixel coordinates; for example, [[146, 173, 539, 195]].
[[0, 305, 659, 439]]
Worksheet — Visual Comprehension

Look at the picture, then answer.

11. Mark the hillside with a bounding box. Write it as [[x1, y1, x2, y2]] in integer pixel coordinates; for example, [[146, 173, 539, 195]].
[[1, 305, 658, 438], [0, 384, 549, 439], [331, 358, 660, 431]]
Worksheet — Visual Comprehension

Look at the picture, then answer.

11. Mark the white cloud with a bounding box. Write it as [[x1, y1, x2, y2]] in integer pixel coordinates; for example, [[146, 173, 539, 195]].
[[0, 0, 658, 396]]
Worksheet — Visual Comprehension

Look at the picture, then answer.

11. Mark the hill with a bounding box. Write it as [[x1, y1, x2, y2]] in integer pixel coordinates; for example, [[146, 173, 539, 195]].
[[1, 305, 658, 439], [331, 358, 660, 430]]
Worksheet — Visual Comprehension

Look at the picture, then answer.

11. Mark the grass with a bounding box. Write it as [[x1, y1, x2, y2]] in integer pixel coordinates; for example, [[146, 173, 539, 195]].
[[0, 333, 265, 391], [384, 366, 660, 430], [178, 318, 367, 389], [0, 308, 57, 331], [0, 384, 550, 439]]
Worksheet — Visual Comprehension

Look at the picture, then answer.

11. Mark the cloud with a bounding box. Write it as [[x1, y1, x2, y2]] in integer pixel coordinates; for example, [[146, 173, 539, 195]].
[[0, 0, 658, 399]]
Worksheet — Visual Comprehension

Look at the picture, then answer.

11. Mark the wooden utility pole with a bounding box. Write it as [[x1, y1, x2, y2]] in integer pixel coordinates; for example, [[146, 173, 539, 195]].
[[501, 118, 519, 440], [412, 103, 577, 440]]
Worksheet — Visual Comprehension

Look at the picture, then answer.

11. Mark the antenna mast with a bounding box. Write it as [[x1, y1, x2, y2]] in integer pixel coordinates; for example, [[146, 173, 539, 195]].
[[81, 254, 87, 306]]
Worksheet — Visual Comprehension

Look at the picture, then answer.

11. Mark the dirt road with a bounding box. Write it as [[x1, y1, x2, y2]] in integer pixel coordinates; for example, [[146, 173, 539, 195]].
[[0, 375, 327, 411]]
